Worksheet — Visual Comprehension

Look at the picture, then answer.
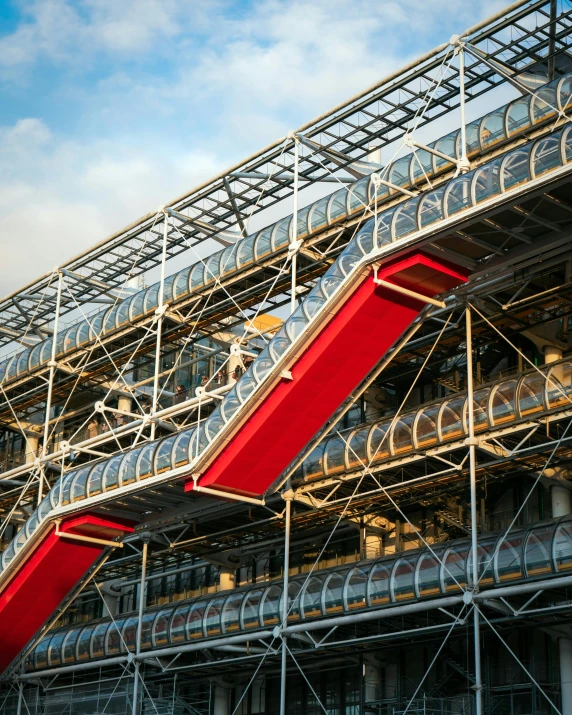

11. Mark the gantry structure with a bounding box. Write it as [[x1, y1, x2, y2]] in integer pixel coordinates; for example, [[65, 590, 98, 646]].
[[2, 1, 572, 713]]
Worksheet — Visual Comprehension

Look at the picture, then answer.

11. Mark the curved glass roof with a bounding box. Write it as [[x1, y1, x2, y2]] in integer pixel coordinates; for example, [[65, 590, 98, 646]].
[[1, 74, 570, 389], [27, 515, 572, 670], [1, 123, 572, 581]]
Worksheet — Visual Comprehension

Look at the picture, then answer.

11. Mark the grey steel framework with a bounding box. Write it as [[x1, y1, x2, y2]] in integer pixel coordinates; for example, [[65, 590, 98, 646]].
[[2, 1, 572, 714]]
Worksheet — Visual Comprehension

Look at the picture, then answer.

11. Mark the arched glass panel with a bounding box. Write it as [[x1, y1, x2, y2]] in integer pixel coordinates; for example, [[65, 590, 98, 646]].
[[186, 602, 206, 640], [116, 298, 133, 328], [468, 539, 495, 587], [189, 263, 205, 291], [76, 626, 95, 662], [173, 268, 192, 300], [411, 148, 433, 183], [304, 442, 326, 480], [268, 329, 292, 363], [106, 618, 126, 655], [415, 405, 439, 449], [518, 372, 546, 417], [39, 340, 53, 368], [91, 622, 109, 658], [442, 545, 468, 592], [433, 131, 458, 171], [102, 454, 123, 492], [89, 312, 106, 341], [491, 380, 517, 425], [464, 387, 490, 433], [532, 84, 558, 123], [172, 430, 193, 467], [296, 204, 312, 238], [506, 96, 532, 136], [222, 593, 244, 633], [524, 524, 554, 577], [35, 637, 51, 668], [220, 385, 242, 424], [140, 611, 156, 649], [15, 348, 30, 376], [220, 244, 238, 276], [319, 262, 346, 297], [391, 556, 417, 601], [237, 234, 256, 268], [204, 409, 225, 443], [63, 325, 80, 354], [472, 159, 501, 204], [554, 518, 572, 571], [480, 108, 506, 149], [205, 596, 225, 637], [345, 568, 367, 610], [236, 368, 259, 403], [418, 188, 445, 228], [324, 435, 347, 475], [346, 427, 368, 471], [389, 157, 412, 189], [254, 227, 273, 260], [282, 582, 302, 622], [547, 362, 572, 409], [87, 462, 106, 498], [261, 585, 282, 626], [122, 617, 138, 652], [368, 422, 390, 463], [439, 397, 465, 441], [285, 306, 309, 343], [501, 145, 532, 191], [416, 553, 441, 597], [137, 442, 157, 480], [29, 342, 43, 369], [241, 588, 263, 629], [129, 292, 146, 320], [355, 223, 375, 256], [444, 175, 473, 217], [494, 532, 524, 582], [54, 330, 66, 357], [162, 274, 176, 303], [301, 577, 323, 618], [392, 200, 418, 240], [391, 413, 415, 455], [375, 207, 398, 246], [118, 447, 143, 487], [309, 196, 330, 232], [143, 284, 160, 314], [272, 217, 292, 251], [155, 435, 177, 473], [48, 631, 66, 666], [4, 355, 18, 382], [169, 604, 190, 643], [559, 76, 572, 112], [153, 610, 171, 647], [71, 466, 92, 503], [465, 119, 481, 156], [62, 628, 81, 663], [323, 571, 346, 613], [328, 188, 349, 223], [533, 133, 563, 177], [203, 253, 222, 285]]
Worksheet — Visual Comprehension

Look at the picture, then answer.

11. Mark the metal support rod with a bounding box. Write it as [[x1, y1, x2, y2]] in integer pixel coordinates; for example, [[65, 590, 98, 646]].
[[16, 682, 23, 715], [280, 491, 293, 715], [150, 215, 169, 439], [290, 137, 299, 315], [40, 272, 63, 504], [458, 45, 469, 171], [466, 305, 483, 715], [548, 0, 557, 82], [132, 538, 148, 715]]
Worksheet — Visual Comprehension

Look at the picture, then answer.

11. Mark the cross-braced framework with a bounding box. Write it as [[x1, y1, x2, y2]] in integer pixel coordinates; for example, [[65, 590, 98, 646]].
[[3, 1, 572, 714]]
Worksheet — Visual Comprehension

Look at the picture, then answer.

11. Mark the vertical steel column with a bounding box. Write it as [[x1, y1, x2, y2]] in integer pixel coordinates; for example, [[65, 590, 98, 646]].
[[548, 0, 557, 81], [132, 537, 149, 715], [15, 682, 23, 715], [39, 271, 63, 504], [290, 137, 299, 315], [466, 306, 483, 715], [151, 214, 169, 439], [279, 490, 293, 715], [457, 43, 470, 174]]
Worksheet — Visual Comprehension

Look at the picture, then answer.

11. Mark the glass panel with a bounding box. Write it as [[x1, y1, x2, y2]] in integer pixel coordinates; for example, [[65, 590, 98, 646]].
[[54, 330, 66, 357], [186, 602, 206, 639], [439, 397, 465, 441], [296, 204, 312, 238], [524, 524, 553, 577], [63, 325, 80, 353], [417, 553, 441, 597], [501, 145, 532, 191], [433, 131, 458, 170], [532, 84, 558, 123], [172, 430, 193, 467], [118, 447, 142, 487], [87, 462, 106, 497], [91, 622, 109, 658], [222, 593, 244, 632], [285, 306, 309, 343], [319, 263, 345, 298], [48, 631, 66, 666], [35, 637, 51, 668], [468, 539, 495, 587], [304, 442, 326, 480], [491, 380, 517, 425], [418, 189, 445, 228], [272, 217, 292, 250], [389, 157, 412, 188], [236, 369, 259, 403], [465, 119, 481, 155], [137, 442, 157, 479], [368, 423, 390, 463], [130, 292, 146, 320], [254, 227, 273, 260], [71, 466, 91, 502], [203, 253, 221, 284], [170, 604, 190, 643], [173, 268, 192, 300], [189, 263, 205, 291], [261, 585, 282, 626], [205, 597, 225, 637], [76, 627, 95, 662], [324, 435, 347, 475], [391, 413, 415, 455], [415, 405, 439, 448], [268, 328, 292, 363], [411, 148, 433, 182], [533, 134, 563, 177], [301, 577, 323, 618], [375, 207, 397, 246], [506, 96, 532, 136], [392, 201, 418, 240], [328, 188, 348, 223], [122, 617, 138, 652], [445, 175, 472, 216], [241, 589, 263, 629], [346, 427, 368, 471], [480, 108, 506, 149], [355, 222, 375, 256], [324, 572, 346, 613], [473, 159, 501, 204], [204, 409, 225, 442], [62, 629, 81, 663], [140, 612, 155, 649], [16, 348, 30, 376], [547, 362, 572, 409], [391, 556, 417, 601], [464, 387, 490, 433], [309, 196, 329, 232], [106, 619, 126, 655], [559, 76, 572, 112], [153, 610, 171, 647], [102, 455, 123, 492], [495, 533, 524, 582], [518, 372, 546, 416], [29, 343, 43, 369], [251, 348, 275, 384], [345, 568, 367, 609], [220, 244, 238, 275], [237, 235, 256, 268], [116, 298, 132, 327], [155, 435, 177, 473], [442, 546, 468, 592], [143, 284, 160, 314], [554, 518, 572, 571]]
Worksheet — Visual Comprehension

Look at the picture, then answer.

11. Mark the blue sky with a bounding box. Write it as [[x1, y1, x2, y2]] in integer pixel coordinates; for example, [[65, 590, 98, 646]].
[[0, 0, 505, 293]]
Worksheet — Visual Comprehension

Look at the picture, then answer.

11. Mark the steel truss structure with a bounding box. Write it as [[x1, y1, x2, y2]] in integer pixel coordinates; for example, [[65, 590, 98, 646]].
[[2, 1, 572, 714]]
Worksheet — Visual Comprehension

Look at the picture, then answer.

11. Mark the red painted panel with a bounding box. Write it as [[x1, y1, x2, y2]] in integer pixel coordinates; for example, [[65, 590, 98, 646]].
[[190, 253, 467, 497], [0, 513, 133, 672]]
